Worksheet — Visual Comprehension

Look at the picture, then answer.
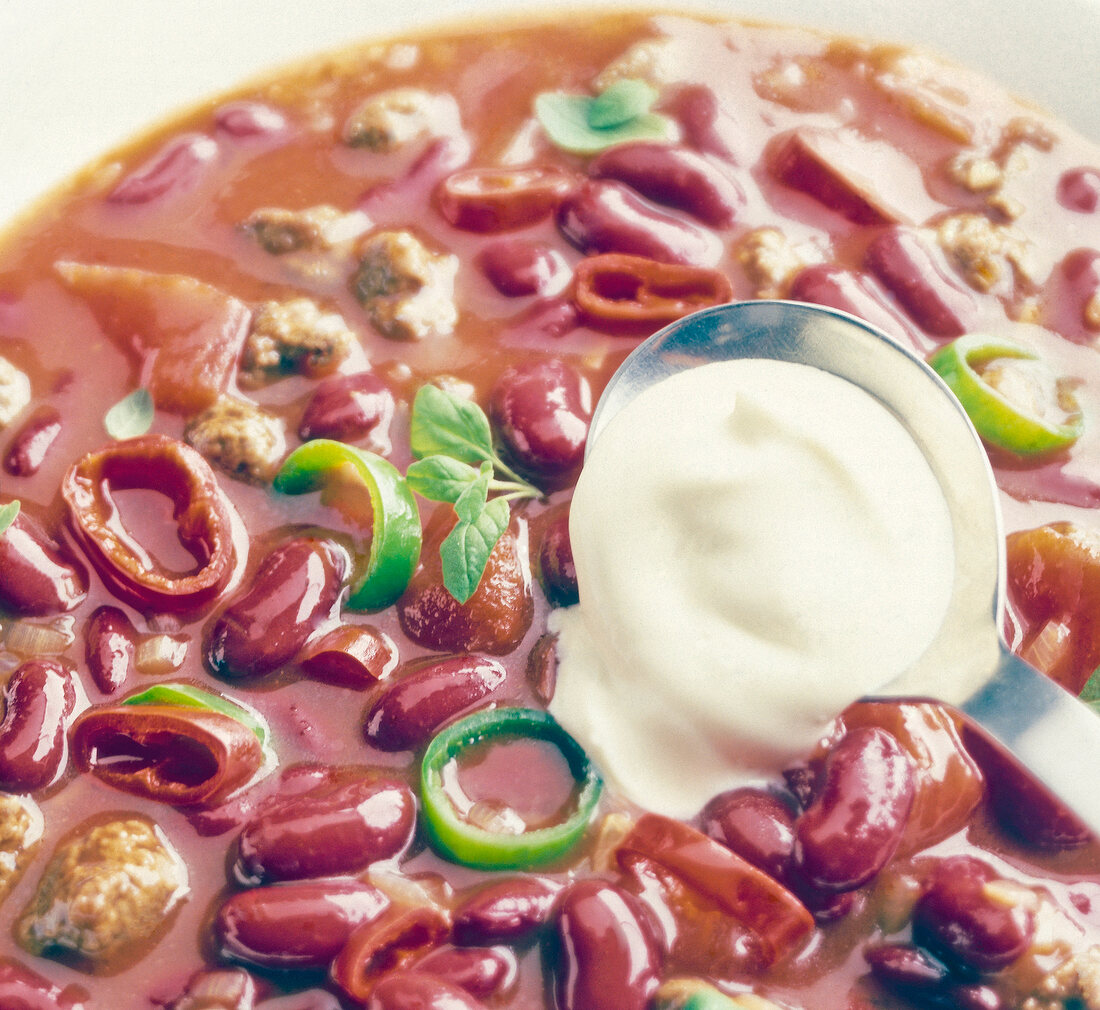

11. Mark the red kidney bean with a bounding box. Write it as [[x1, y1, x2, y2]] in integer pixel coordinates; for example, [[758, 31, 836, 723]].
[[502, 297, 579, 345], [0, 660, 80, 792], [363, 654, 509, 752], [397, 510, 533, 656], [590, 142, 745, 227], [1043, 247, 1100, 343], [478, 239, 571, 298], [0, 508, 87, 616], [108, 132, 218, 205], [864, 227, 980, 338], [489, 359, 591, 482], [699, 787, 796, 883], [526, 634, 558, 706], [912, 855, 1036, 974], [665, 84, 745, 163], [236, 774, 415, 883], [789, 264, 919, 344], [332, 904, 452, 1004], [215, 101, 289, 138], [3, 406, 62, 477], [412, 945, 516, 999], [793, 727, 915, 894], [537, 506, 578, 608], [361, 134, 472, 222], [216, 880, 390, 970], [298, 371, 395, 444], [865, 942, 950, 996], [437, 165, 575, 232], [0, 956, 89, 1010], [548, 880, 661, 1010], [1058, 166, 1100, 213], [207, 537, 347, 679], [83, 605, 137, 694], [556, 180, 721, 267], [299, 625, 398, 688], [366, 971, 488, 1010], [453, 876, 562, 946]]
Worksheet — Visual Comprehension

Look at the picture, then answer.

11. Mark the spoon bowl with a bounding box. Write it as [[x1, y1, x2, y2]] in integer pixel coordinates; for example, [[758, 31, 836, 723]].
[[589, 299, 1100, 837]]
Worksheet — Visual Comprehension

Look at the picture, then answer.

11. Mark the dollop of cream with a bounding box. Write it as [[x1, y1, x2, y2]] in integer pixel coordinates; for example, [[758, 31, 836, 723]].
[[550, 359, 955, 817]]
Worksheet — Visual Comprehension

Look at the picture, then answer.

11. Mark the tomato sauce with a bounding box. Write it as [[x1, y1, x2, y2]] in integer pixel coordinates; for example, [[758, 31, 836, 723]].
[[1, 11, 1100, 1010]]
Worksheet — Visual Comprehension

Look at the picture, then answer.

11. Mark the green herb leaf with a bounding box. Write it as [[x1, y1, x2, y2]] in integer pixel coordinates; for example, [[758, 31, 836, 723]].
[[123, 682, 270, 745], [534, 81, 677, 154], [406, 455, 482, 503], [440, 497, 510, 604], [587, 78, 659, 128], [0, 500, 20, 536], [1080, 668, 1100, 716], [105, 387, 154, 439], [410, 384, 494, 465], [454, 462, 493, 523]]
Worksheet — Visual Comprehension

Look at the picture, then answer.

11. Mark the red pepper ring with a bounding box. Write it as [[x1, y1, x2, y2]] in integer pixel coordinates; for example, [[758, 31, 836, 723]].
[[71, 703, 266, 807], [330, 903, 452, 1004], [61, 434, 245, 613], [436, 165, 576, 232], [573, 252, 733, 329], [615, 813, 814, 967]]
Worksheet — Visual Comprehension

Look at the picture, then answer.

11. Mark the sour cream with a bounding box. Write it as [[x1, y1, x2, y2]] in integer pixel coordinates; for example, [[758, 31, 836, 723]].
[[549, 358, 955, 817]]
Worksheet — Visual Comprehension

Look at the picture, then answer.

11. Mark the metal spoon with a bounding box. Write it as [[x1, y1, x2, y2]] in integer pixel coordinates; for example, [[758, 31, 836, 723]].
[[588, 299, 1100, 838]]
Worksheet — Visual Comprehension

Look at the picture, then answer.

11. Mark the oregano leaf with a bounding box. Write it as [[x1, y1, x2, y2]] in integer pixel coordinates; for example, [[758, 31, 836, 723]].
[[535, 83, 677, 155], [1080, 667, 1100, 716], [453, 462, 493, 523], [0, 499, 20, 537], [406, 455, 481, 503], [409, 384, 494, 465], [105, 387, 154, 439], [587, 78, 658, 128], [440, 497, 510, 604]]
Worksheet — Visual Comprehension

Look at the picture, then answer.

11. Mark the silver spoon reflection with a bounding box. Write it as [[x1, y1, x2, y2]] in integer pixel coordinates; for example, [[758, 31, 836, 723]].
[[587, 299, 1100, 839]]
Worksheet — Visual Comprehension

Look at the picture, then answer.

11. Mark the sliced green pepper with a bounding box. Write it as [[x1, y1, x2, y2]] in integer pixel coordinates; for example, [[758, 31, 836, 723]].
[[929, 334, 1084, 457], [123, 682, 269, 746], [273, 439, 422, 610], [420, 707, 603, 870]]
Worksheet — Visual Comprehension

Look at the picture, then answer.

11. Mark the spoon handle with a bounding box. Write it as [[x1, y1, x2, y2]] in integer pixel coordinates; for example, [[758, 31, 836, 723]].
[[959, 646, 1100, 838]]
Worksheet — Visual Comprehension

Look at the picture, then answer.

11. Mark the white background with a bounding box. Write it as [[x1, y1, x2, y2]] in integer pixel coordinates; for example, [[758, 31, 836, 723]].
[[1, 0, 1098, 224]]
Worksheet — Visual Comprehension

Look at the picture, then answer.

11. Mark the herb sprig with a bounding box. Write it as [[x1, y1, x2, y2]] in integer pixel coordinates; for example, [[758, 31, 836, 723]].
[[534, 78, 677, 154], [0, 499, 20, 537], [406, 384, 541, 604], [105, 387, 154, 439]]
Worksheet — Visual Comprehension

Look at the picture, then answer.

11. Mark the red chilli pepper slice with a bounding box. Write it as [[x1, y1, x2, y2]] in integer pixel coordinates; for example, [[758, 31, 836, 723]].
[[61, 434, 244, 613], [436, 165, 575, 232], [573, 253, 732, 328], [331, 903, 452, 1004], [616, 813, 814, 966], [71, 703, 265, 806]]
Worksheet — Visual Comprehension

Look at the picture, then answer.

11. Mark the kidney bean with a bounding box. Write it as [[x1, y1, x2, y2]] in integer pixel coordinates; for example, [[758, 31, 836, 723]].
[[216, 101, 289, 138], [236, 774, 415, 883], [912, 855, 1036, 974], [437, 165, 575, 232], [108, 132, 218, 204], [789, 263, 919, 344], [0, 660, 80, 792], [0, 508, 87, 617], [332, 904, 452, 1003], [0, 956, 89, 1010], [216, 880, 389, 970], [864, 227, 981, 338], [489, 359, 591, 483], [590, 142, 745, 227], [537, 506, 578, 608], [666, 84, 745, 162], [412, 945, 516, 999], [1057, 166, 1100, 212], [793, 726, 915, 894], [526, 634, 558, 705], [361, 135, 472, 222], [366, 971, 488, 1010], [453, 876, 562, 946], [867, 944, 1004, 1010], [3, 406, 61, 477], [298, 371, 395, 444], [478, 239, 571, 298], [699, 787, 796, 883], [1042, 247, 1100, 343], [207, 537, 347, 679], [363, 654, 509, 752], [300, 625, 398, 688], [502, 298, 579, 345], [82, 605, 137, 694], [548, 880, 661, 1010], [397, 509, 533, 656], [556, 180, 722, 267]]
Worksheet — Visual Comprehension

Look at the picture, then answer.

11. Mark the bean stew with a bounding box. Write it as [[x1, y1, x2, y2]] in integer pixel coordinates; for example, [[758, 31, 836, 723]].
[[2, 11, 1100, 1010]]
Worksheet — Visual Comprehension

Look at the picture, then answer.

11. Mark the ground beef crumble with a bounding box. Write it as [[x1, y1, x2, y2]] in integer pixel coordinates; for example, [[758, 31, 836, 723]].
[[240, 297, 357, 383], [0, 793, 43, 903], [184, 395, 287, 483]]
